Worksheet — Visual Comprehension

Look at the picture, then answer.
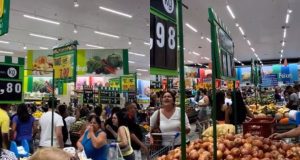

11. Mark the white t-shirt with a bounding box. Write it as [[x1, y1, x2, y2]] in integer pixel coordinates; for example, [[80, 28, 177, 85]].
[[39, 111, 64, 147], [225, 98, 232, 106], [64, 116, 76, 145], [150, 107, 191, 146]]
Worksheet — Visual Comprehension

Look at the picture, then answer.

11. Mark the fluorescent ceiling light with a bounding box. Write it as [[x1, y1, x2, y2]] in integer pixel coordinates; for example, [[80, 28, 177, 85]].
[[206, 37, 211, 43], [251, 48, 255, 52], [254, 53, 258, 57], [285, 14, 290, 24], [99, 6, 132, 18], [192, 51, 200, 56], [23, 46, 27, 50], [280, 54, 283, 58], [0, 50, 13, 54], [94, 31, 120, 38], [234, 58, 237, 61], [201, 36, 204, 39], [128, 61, 135, 64], [23, 15, 60, 25], [39, 47, 49, 50], [129, 52, 145, 57], [185, 23, 198, 32], [187, 60, 193, 63], [86, 44, 104, 49], [204, 57, 210, 60], [226, 5, 236, 19], [247, 40, 251, 46], [128, 41, 132, 45], [0, 40, 9, 44], [136, 69, 148, 72], [283, 28, 286, 38], [281, 49, 283, 53], [238, 27, 245, 35], [144, 42, 150, 46], [288, 9, 293, 13], [29, 33, 58, 41], [137, 73, 142, 76], [74, 0, 79, 7], [282, 41, 285, 47], [235, 23, 239, 27]]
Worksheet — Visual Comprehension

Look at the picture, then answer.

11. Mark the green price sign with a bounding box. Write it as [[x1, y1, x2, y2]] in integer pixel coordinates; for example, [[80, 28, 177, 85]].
[[0, 0, 9, 36]]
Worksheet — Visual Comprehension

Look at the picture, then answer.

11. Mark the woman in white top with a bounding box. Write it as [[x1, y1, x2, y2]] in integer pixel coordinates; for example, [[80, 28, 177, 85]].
[[150, 91, 191, 146]]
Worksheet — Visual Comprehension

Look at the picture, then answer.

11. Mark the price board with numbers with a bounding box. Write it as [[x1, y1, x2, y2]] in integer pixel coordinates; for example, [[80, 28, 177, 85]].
[[150, 0, 177, 75], [53, 42, 77, 83], [0, 56, 25, 104]]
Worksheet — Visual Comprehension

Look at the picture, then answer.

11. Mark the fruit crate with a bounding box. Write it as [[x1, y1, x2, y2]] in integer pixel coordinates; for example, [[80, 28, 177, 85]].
[[243, 117, 275, 138]]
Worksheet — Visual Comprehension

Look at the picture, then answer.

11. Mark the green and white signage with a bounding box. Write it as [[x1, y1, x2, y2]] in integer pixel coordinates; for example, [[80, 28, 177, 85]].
[[0, 0, 10, 36], [0, 56, 24, 104]]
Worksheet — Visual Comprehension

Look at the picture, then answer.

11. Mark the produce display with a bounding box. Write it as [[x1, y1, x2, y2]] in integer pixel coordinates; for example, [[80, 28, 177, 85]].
[[202, 124, 235, 137], [248, 103, 289, 119], [157, 133, 300, 160], [86, 54, 122, 74]]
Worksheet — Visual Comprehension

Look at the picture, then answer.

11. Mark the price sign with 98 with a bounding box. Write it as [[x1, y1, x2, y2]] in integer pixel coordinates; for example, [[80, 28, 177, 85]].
[[0, 81, 22, 102]]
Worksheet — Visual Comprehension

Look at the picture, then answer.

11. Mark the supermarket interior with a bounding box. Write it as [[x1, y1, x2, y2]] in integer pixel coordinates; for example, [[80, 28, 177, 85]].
[[0, 0, 300, 160]]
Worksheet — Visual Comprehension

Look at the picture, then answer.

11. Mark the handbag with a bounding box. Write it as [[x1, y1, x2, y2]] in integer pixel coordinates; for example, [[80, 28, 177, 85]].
[[150, 109, 162, 147]]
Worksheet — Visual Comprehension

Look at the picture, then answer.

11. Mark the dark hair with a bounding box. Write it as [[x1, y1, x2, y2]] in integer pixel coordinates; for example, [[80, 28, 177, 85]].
[[161, 90, 176, 103], [200, 88, 207, 95], [58, 104, 67, 117], [47, 97, 58, 109], [88, 115, 101, 126], [230, 90, 247, 124], [111, 107, 121, 116], [80, 108, 89, 119], [216, 91, 225, 121], [94, 106, 102, 117], [17, 103, 31, 122], [115, 111, 128, 127]]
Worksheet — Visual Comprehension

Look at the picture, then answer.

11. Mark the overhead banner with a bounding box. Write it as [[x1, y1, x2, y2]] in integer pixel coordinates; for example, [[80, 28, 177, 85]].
[[0, 56, 25, 104], [27, 50, 53, 76], [53, 42, 77, 83], [0, 0, 10, 36]]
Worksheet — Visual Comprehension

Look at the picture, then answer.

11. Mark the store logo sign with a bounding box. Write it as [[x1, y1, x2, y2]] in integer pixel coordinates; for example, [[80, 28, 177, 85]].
[[7, 67, 17, 78], [162, 0, 174, 14], [279, 73, 292, 79]]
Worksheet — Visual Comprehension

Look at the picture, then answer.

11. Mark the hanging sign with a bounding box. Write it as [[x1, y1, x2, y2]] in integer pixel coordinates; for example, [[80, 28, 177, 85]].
[[150, 0, 177, 74], [53, 41, 77, 83], [83, 87, 94, 104], [0, 0, 9, 36], [121, 75, 136, 92], [109, 78, 120, 89], [0, 56, 25, 104]]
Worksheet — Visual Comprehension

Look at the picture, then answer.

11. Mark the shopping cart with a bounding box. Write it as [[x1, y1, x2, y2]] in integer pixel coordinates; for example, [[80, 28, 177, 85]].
[[146, 132, 180, 160], [108, 141, 124, 160]]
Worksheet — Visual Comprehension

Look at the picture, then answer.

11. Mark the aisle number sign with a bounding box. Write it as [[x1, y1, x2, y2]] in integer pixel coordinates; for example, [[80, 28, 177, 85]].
[[53, 42, 77, 82], [150, 0, 177, 74], [0, 0, 10, 36], [121, 75, 136, 92], [0, 56, 25, 104]]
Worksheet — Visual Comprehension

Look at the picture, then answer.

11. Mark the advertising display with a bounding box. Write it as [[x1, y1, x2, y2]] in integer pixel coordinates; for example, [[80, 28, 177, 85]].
[[121, 74, 136, 92], [0, 0, 9, 36], [0, 56, 24, 104], [109, 78, 120, 89], [27, 50, 53, 76]]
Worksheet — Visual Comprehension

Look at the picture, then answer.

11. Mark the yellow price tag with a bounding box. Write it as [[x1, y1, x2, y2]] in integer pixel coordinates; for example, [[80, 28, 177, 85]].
[[0, 0, 4, 17]]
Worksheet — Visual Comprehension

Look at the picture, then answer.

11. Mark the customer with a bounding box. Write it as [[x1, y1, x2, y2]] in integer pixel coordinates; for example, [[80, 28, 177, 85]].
[[226, 90, 254, 125], [150, 91, 191, 147], [126, 102, 148, 160], [58, 104, 76, 147], [196, 88, 210, 131], [77, 115, 108, 160], [29, 148, 74, 160], [70, 106, 89, 147], [104, 106, 121, 140], [112, 111, 135, 160], [39, 97, 64, 148], [0, 104, 10, 149], [0, 131, 17, 160], [286, 86, 299, 110], [215, 91, 228, 122], [274, 87, 282, 102], [12, 103, 36, 153]]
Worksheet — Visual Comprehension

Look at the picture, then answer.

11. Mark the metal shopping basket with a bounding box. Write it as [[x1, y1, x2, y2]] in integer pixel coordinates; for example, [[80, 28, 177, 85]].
[[108, 141, 124, 160], [146, 132, 180, 160]]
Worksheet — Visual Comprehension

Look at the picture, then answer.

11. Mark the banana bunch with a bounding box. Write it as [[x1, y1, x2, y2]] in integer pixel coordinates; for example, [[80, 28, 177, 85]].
[[278, 107, 289, 114]]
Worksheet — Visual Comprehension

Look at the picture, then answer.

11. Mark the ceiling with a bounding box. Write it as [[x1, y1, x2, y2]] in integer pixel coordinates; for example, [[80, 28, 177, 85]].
[[0, 0, 299, 79]]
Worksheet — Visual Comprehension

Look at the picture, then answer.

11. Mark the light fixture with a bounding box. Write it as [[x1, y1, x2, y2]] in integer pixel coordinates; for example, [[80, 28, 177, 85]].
[[235, 23, 239, 27], [29, 33, 58, 41], [99, 6, 132, 18], [282, 41, 285, 47], [136, 69, 148, 72], [137, 73, 142, 76], [187, 60, 193, 63], [144, 42, 150, 46], [185, 23, 198, 32], [129, 52, 145, 57], [0, 40, 9, 44], [238, 27, 245, 35], [23, 15, 60, 25], [281, 49, 283, 53], [73, 24, 78, 34], [247, 40, 251, 46], [201, 36, 204, 39], [251, 48, 255, 52], [0, 50, 13, 54], [283, 28, 286, 38], [128, 61, 135, 64], [74, 0, 79, 7], [39, 47, 49, 50], [86, 44, 104, 49], [226, 5, 236, 19], [285, 14, 290, 24], [234, 58, 237, 61], [94, 31, 120, 38], [204, 57, 210, 60], [280, 54, 283, 58], [192, 51, 200, 56], [23, 46, 27, 50], [206, 37, 211, 43], [288, 9, 293, 13]]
